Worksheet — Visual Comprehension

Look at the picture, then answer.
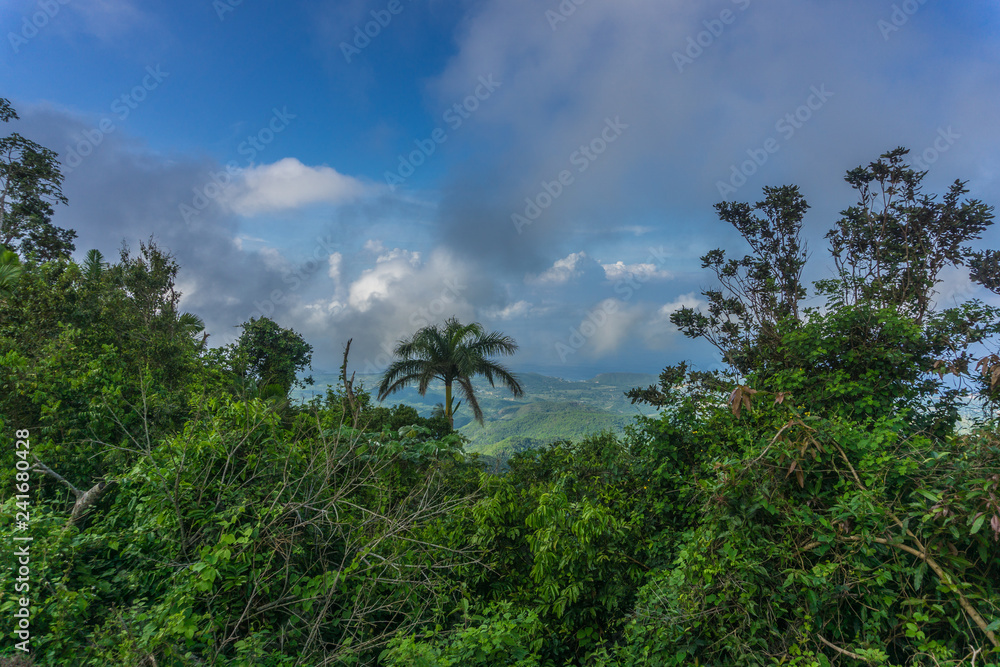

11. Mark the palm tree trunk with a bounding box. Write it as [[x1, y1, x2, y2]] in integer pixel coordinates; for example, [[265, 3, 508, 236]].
[[445, 381, 454, 429]]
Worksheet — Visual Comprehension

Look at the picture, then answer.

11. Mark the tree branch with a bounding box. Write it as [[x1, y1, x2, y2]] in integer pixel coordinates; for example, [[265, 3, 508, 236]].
[[816, 634, 871, 663], [31, 455, 83, 498], [31, 455, 113, 525]]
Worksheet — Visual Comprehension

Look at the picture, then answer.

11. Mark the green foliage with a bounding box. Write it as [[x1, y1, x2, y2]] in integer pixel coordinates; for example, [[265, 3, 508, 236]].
[[763, 305, 951, 431], [621, 148, 1000, 664], [380, 602, 549, 667], [0, 249, 22, 298], [0, 394, 482, 665], [228, 316, 313, 396], [0, 243, 212, 496], [459, 432, 651, 663], [824, 148, 993, 321], [612, 404, 1000, 665]]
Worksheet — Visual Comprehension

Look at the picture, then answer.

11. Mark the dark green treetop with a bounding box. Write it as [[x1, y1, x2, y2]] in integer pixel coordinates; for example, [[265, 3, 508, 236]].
[[230, 316, 314, 396], [0, 97, 76, 261]]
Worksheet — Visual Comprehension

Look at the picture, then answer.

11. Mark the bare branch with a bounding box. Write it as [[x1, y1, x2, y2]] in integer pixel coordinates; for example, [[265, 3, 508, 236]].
[[30, 455, 83, 498]]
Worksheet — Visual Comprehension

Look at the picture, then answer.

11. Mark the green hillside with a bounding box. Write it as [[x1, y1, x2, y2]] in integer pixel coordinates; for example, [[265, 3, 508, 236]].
[[459, 400, 635, 455]]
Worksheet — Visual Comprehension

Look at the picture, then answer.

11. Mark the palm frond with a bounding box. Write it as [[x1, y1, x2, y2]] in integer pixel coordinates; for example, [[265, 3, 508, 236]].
[[475, 359, 524, 397], [177, 312, 205, 335], [456, 376, 484, 424], [83, 249, 105, 281], [466, 330, 519, 357], [378, 359, 436, 400], [0, 250, 23, 297]]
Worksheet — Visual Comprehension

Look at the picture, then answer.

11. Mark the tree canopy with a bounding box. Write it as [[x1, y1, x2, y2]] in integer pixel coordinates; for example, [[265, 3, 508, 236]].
[[229, 316, 314, 397]]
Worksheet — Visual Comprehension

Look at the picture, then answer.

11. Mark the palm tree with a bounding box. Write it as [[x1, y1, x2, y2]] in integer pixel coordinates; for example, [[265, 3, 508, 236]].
[[377, 317, 524, 429], [176, 312, 208, 349], [0, 249, 22, 299], [82, 248, 106, 282]]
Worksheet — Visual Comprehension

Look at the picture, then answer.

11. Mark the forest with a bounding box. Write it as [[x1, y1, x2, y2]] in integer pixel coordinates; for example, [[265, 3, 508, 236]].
[[2, 97, 1000, 665]]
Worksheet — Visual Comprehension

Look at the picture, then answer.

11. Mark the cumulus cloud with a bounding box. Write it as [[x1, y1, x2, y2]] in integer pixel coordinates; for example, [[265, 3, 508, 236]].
[[348, 248, 423, 312], [658, 292, 705, 317], [223, 158, 371, 216], [483, 300, 531, 320], [602, 261, 672, 282], [327, 252, 343, 280], [527, 251, 600, 285]]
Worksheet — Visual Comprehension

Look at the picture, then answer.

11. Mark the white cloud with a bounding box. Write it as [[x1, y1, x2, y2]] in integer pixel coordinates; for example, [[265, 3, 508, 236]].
[[483, 300, 531, 320], [528, 251, 592, 285], [328, 252, 343, 280], [931, 265, 978, 310], [376, 247, 420, 265], [302, 299, 347, 328], [223, 158, 369, 216], [602, 261, 671, 282], [635, 292, 706, 349], [257, 246, 289, 272], [659, 292, 704, 316], [348, 249, 421, 312]]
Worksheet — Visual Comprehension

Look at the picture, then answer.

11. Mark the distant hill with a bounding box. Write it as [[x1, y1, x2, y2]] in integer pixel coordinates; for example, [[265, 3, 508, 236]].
[[293, 370, 660, 456], [459, 400, 635, 455]]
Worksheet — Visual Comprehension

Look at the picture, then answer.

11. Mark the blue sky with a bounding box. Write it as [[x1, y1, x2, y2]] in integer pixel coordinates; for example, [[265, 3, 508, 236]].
[[4, 0, 1000, 379]]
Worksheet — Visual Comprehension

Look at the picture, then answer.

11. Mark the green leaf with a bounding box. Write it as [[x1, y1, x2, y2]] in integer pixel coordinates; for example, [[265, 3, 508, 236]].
[[970, 514, 985, 535], [916, 489, 940, 503]]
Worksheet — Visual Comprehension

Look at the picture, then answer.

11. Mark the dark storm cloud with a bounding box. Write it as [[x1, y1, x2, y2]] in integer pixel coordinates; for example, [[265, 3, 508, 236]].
[[428, 0, 1000, 277]]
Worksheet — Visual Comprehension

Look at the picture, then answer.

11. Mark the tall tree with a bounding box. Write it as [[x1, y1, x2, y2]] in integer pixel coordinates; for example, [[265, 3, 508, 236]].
[[821, 147, 994, 323], [666, 147, 998, 428], [0, 98, 76, 260], [377, 317, 523, 429], [230, 317, 313, 396], [670, 184, 809, 374]]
